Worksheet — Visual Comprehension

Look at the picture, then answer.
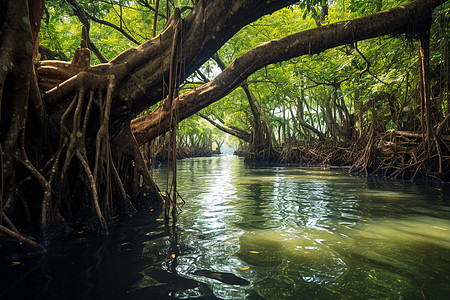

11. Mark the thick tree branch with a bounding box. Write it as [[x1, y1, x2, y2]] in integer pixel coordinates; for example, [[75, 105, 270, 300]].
[[113, 0, 300, 119], [44, 0, 300, 125], [130, 0, 446, 144]]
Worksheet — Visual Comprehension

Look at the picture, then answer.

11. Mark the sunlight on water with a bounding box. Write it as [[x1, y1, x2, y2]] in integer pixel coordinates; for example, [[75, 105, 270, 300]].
[[359, 189, 418, 199], [233, 215, 450, 299], [153, 156, 450, 299], [236, 215, 450, 271], [352, 216, 450, 248], [1, 155, 449, 300]]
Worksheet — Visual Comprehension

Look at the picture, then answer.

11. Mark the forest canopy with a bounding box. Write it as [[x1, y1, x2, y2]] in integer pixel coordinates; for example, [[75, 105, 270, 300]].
[[0, 0, 448, 254]]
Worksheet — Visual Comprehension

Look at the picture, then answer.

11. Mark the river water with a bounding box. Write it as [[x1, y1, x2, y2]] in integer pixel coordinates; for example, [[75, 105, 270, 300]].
[[1, 155, 450, 299]]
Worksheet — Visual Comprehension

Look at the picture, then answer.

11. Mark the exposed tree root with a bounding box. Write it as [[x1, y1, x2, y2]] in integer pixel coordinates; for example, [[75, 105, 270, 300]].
[[0, 224, 44, 251], [42, 64, 166, 234], [362, 129, 450, 180], [236, 127, 449, 183], [1, 212, 19, 233], [1, 17, 170, 252]]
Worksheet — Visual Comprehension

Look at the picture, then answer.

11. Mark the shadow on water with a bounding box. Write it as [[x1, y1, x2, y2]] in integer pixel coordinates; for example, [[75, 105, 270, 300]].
[[2, 155, 450, 299], [0, 211, 219, 300]]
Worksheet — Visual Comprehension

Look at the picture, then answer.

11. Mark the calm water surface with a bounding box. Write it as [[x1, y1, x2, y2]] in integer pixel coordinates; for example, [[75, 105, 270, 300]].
[[1, 155, 450, 299]]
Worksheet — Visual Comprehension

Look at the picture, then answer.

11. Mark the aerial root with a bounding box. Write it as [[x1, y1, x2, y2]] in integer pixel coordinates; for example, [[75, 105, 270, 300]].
[[350, 128, 450, 179], [114, 126, 167, 208], [41, 80, 119, 234], [269, 138, 357, 167], [41, 73, 154, 234], [350, 130, 375, 176], [58, 86, 112, 233], [110, 155, 136, 213], [252, 126, 448, 181], [76, 150, 108, 234], [0, 221, 44, 251]]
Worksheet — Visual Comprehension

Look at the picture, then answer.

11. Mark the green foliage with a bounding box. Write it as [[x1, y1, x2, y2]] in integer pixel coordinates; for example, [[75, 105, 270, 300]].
[[40, 0, 173, 63], [201, 0, 449, 145], [40, 6, 81, 60]]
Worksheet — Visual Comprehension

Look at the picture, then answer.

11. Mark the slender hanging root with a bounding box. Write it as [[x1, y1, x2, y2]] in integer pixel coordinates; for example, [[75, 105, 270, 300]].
[[59, 90, 87, 186], [18, 130, 53, 233], [76, 150, 108, 235], [432, 135, 443, 173], [17, 157, 52, 226], [93, 76, 115, 183], [110, 155, 136, 213], [59, 94, 79, 140], [350, 130, 375, 176]]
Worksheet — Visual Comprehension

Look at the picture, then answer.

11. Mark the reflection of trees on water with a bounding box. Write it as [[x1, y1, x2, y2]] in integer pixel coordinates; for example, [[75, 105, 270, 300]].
[[138, 218, 219, 298], [266, 169, 362, 229], [231, 169, 360, 298], [231, 178, 277, 231], [0, 210, 219, 299], [153, 157, 450, 299], [0, 211, 208, 299]]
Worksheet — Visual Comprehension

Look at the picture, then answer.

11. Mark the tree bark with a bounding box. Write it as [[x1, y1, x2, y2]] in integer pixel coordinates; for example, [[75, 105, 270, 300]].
[[98, 0, 298, 120], [0, 0, 40, 245]]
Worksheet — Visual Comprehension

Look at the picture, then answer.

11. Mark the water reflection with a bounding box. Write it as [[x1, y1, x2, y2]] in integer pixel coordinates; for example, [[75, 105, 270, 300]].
[[2, 155, 450, 299], [153, 157, 450, 299]]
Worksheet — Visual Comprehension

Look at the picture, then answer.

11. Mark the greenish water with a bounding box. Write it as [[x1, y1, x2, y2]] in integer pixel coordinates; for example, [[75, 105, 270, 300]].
[[1, 155, 450, 299]]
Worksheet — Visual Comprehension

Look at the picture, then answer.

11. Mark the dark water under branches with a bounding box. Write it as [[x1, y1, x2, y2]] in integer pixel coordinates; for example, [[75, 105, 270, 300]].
[[1, 155, 450, 299]]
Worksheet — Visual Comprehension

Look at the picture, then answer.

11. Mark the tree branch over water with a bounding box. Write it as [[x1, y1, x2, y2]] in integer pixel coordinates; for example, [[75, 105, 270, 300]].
[[131, 0, 446, 144]]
